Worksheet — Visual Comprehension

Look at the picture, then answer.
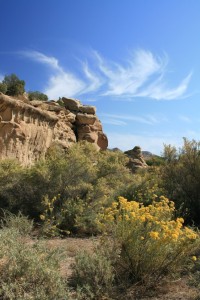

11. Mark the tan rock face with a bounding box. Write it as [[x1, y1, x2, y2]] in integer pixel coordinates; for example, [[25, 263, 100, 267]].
[[0, 94, 108, 165], [62, 98, 108, 150], [0, 94, 57, 165], [125, 146, 148, 172], [62, 97, 81, 111], [76, 113, 97, 125], [79, 105, 96, 115]]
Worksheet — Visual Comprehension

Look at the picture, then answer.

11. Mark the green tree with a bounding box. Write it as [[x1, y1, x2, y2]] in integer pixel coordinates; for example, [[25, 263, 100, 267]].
[[3, 73, 25, 96], [161, 138, 200, 225], [28, 91, 48, 101], [0, 82, 7, 94]]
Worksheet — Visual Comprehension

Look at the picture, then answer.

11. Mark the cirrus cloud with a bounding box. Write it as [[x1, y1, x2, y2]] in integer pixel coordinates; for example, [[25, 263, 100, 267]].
[[20, 49, 192, 100]]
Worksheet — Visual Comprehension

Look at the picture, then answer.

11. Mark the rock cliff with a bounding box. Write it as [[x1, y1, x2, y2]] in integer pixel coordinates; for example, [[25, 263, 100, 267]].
[[0, 94, 108, 165]]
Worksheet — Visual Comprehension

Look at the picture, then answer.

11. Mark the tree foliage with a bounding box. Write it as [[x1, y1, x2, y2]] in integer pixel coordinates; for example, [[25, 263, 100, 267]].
[[3, 73, 25, 96], [161, 138, 200, 224], [0, 82, 7, 94]]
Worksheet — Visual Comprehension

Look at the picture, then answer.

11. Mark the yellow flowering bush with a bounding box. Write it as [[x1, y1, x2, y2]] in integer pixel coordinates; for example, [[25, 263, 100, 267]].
[[96, 196, 200, 286], [40, 192, 105, 236]]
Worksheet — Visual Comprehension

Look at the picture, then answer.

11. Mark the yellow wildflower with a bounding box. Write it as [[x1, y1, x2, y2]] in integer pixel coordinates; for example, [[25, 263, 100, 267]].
[[171, 233, 179, 240], [192, 256, 197, 261], [149, 231, 159, 240], [177, 217, 184, 224]]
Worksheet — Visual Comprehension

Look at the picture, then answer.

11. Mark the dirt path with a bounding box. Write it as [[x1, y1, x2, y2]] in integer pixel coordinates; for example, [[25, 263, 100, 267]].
[[45, 236, 99, 278]]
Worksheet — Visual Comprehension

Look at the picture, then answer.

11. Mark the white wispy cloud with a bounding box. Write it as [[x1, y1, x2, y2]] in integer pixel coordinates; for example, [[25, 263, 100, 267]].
[[81, 61, 102, 93], [136, 72, 192, 100], [20, 49, 192, 100], [102, 119, 127, 126], [91, 50, 192, 100], [20, 50, 87, 98], [99, 113, 166, 125], [19, 50, 62, 71], [94, 50, 167, 97], [44, 73, 85, 99]]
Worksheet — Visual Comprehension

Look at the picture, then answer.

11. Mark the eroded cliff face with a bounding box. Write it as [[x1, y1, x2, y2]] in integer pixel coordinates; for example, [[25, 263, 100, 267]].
[[0, 94, 108, 165]]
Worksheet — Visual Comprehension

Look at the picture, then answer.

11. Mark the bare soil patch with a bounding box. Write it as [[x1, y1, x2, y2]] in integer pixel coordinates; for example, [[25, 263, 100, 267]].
[[43, 237, 199, 300]]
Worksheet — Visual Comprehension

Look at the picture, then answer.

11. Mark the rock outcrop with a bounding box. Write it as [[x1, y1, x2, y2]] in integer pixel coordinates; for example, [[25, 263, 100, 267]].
[[0, 94, 108, 165], [125, 146, 148, 172]]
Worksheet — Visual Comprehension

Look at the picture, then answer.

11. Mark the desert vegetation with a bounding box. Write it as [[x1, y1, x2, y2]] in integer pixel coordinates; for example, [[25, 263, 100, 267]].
[[1, 140, 200, 298], [0, 73, 48, 101]]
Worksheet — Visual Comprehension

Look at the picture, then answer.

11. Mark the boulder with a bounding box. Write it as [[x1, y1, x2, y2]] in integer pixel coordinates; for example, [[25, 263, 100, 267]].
[[79, 105, 96, 115], [90, 120, 102, 131], [62, 97, 81, 111], [76, 113, 97, 125], [97, 132, 108, 150], [125, 146, 148, 172]]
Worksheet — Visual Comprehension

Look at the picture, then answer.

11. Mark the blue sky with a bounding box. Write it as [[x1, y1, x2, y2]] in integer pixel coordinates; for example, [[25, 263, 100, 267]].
[[1, 0, 200, 154]]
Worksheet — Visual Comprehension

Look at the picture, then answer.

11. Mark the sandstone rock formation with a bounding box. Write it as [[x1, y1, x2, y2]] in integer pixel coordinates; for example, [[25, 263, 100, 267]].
[[125, 146, 148, 172], [0, 94, 108, 165]]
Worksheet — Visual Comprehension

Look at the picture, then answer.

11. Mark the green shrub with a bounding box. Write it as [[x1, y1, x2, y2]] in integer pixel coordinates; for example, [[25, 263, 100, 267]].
[[0, 214, 69, 300], [1, 211, 33, 235], [0, 159, 24, 212], [71, 245, 115, 299], [72, 193, 200, 298], [28, 91, 48, 101], [161, 138, 200, 225], [0, 159, 51, 219], [0, 82, 7, 94], [57, 97, 65, 106], [145, 155, 165, 167], [123, 169, 164, 205], [0, 142, 159, 237], [40, 142, 132, 235], [3, 73, 25, 96], [96, 196, 200, 288]]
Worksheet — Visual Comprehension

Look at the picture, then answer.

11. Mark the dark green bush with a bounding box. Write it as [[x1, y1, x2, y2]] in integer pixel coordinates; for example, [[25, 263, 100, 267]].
[[0, 82, 7, 94], [145, 155, 165, 166], [28, 91, 48, 101], [161, 138, 200, 225], [3, 73, 25, 96], [0, 159, 51, 219]]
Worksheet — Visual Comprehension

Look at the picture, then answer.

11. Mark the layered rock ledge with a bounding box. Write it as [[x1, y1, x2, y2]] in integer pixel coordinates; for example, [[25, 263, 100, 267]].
[[0, 94, 108, 165]]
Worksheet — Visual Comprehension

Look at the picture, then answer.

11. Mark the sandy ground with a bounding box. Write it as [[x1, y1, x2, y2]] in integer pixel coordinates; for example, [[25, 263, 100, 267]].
[[43, 237, 199, 300]]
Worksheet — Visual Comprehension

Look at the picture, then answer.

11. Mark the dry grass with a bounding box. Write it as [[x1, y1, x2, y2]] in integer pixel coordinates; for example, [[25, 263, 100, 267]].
[[44, 237, 99, 278], [41, 237, 199, 300], [122, 277, 199, 300]]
